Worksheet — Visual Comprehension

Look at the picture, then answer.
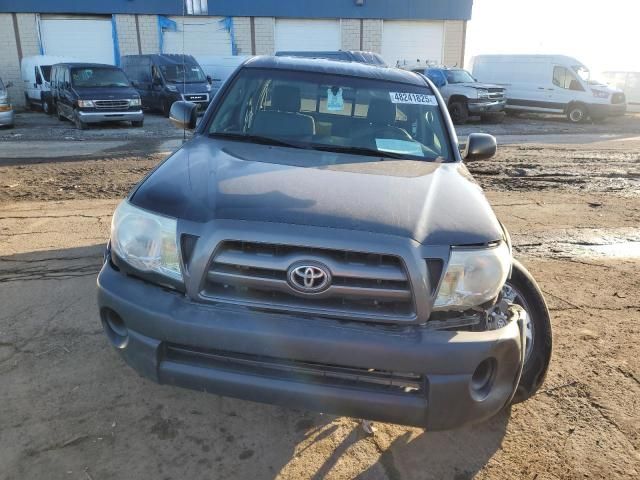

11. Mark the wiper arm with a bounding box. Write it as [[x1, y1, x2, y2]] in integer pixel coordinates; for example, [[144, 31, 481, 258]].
[[307, 144, 406, 159], [208, 132, 307, 149]]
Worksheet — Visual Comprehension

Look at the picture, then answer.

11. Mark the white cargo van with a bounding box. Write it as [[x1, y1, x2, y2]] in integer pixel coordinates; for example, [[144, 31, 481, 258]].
[[471, 55, 626, 122], [21, 55, 76, 114]]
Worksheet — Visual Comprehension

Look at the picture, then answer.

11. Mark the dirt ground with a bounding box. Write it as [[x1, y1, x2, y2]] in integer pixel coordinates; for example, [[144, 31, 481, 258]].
[[1, 112, 639, 479]]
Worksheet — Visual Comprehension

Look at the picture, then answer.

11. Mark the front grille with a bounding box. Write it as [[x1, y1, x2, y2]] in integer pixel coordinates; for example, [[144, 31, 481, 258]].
[[165, 344, 425, 395], [487, 88, 505, 100], [202, 241, 415, 321], [94, 99, 130, 110], [184, 94, 208, 102], [612, 92, 626, 104]]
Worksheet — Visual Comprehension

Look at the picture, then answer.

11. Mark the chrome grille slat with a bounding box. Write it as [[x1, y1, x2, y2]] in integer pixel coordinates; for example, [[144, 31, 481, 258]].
[[94, 99, 130, 110], [202, 241, 415, 321]]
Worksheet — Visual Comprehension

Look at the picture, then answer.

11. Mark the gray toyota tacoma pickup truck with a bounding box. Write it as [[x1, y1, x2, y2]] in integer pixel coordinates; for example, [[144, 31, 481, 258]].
[[97, 56, 552, 430]]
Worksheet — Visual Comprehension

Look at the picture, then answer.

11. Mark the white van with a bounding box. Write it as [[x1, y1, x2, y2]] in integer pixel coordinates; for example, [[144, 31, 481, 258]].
[[21, 55, 76, 114], [194, 55, 248, 98], [471, 54, 626, 123]]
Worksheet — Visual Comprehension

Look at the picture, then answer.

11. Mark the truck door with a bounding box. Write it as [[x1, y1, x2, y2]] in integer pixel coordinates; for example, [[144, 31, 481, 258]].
[[551, 65, 584, 111]]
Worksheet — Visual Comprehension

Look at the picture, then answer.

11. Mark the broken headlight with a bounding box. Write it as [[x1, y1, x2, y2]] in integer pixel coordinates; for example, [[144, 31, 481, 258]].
[[434, 242, 511, 311], [110, 201, 182, 283]]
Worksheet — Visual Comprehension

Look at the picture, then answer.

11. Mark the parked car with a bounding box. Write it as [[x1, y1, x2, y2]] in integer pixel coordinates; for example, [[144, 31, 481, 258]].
[[50, 63, 143, 130], [471, 54, 627, 123], [401, 63, 506, 124], [121, 54, 212, 116], [21, 55, 75, 114], [97, 56, 552, 430], [196, 55, 248, 99], [275, 50, 387, 66], [0, 77, 15, 128], [602, 71, 640, 113]]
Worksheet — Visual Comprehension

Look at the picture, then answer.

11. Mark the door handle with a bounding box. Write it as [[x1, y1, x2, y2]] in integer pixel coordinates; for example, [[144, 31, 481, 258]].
[[538, 87, 545, 90]]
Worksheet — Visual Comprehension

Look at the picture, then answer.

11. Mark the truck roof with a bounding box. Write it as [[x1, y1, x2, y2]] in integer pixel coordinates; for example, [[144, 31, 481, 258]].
[[243, 56, 424, 86], [121, 54, 199, 66]]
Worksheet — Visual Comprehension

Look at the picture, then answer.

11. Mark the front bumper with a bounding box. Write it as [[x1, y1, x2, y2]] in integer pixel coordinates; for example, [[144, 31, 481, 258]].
[[468, 100, 507, 113], [78, 110, 144, 124], [589, 102, 627, 118], [97, 262, 525, 430], [0, 108, 14, 126]]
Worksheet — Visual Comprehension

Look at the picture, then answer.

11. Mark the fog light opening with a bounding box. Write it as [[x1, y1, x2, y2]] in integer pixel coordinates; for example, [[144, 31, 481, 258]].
[[101, 308, 129, 349], [470, 358, 497, 401]]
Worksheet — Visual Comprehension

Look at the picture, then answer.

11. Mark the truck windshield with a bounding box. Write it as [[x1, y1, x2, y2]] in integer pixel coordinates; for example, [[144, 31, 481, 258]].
[[71, 68, 130, 88], [208, 68, 452, 162], [160, 64, 206, 84], [444, 70, 476, 84]]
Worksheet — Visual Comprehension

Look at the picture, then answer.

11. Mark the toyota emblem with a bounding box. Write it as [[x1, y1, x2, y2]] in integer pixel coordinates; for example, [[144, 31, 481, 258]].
[[287, 263, 331, 294]]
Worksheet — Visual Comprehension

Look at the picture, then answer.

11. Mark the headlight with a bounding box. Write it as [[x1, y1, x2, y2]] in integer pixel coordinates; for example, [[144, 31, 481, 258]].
[[206, 83, 212, 92], [433, 242, 511, 310], [110, 201, 182, 282], [591, 89, 609, 99], [166, 85, 178, 93], [129, 98, 141, 106], [77, 100, 95, 108], [476, 89, 490, 99]]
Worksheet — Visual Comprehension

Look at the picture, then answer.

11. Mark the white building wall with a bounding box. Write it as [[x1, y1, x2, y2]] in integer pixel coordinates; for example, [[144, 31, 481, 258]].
[[138, 15, 159, 54], [253, 17, 275, 55], [0, 14, 24, 107], [115, 14, 139, 57], [362, 19, 383, 53], [233, 17, 252, 55], [443, 20, 466, 67], [341, 19, 360, 51]]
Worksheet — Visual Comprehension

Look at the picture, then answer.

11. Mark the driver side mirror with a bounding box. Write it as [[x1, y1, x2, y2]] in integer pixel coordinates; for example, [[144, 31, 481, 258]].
[[463, 133, 497, 162], [206, 75, 212, 84], [169, 101, 198, 130]]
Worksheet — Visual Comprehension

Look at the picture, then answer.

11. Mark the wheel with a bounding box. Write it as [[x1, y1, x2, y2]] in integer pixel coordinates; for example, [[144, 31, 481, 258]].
[[480, 113, 505, 124], [566, 104, 587, 123], [41, 96, 51, 114], [162, 99, 171, 117], [504, 259, 553, 403], [449, 101, 469, 124], [56, 104, 65, 121], [24, 93, 32, 110], [74, 110, 87, 130], [131, 120, 144, 128]]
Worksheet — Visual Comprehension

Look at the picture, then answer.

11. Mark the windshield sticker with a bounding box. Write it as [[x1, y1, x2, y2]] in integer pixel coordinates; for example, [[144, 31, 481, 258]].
[[389, 92, 438, 105], [327, 87, 345, 111]]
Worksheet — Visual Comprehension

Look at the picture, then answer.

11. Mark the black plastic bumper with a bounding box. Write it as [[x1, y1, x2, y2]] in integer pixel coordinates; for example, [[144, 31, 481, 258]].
[[97, 263, 525, 430]]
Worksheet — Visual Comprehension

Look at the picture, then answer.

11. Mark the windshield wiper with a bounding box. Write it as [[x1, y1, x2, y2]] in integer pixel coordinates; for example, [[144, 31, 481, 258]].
[[209, 132, 308, 150], [307, 144, 407, 159]]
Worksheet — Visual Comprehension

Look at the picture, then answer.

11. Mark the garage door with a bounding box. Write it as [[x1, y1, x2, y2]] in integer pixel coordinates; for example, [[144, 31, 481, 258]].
[[275, 19, 341, 52], [381, 21, 444, 67], [162, 16, 232, 56], [40, 15, 115, 64]]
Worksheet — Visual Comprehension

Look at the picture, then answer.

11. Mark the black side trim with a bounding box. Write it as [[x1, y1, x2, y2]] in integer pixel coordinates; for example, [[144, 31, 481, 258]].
[[507, 99, 566, 110]]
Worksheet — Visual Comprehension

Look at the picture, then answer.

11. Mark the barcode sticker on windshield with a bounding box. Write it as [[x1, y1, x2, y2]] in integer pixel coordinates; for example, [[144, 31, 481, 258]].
[[389, 92, 438, 105]]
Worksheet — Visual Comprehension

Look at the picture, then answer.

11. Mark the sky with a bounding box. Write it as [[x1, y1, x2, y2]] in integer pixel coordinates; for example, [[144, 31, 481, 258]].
[[465, 0, 640, 75]]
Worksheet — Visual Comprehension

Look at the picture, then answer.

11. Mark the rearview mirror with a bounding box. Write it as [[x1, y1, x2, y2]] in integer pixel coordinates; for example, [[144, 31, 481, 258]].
[[463, 133, 497, 162], [169, 101, 198, 130]]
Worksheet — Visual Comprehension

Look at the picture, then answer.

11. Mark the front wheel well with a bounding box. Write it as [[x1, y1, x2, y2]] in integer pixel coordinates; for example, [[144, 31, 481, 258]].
[[448, 95, 468, 106]]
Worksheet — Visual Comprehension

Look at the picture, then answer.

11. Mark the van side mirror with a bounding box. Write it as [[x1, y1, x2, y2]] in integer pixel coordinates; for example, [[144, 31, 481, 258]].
[[206, 75, 212, 84], [169, 101, 198, 130], [153, 77, 162, 86], [36, 75, 43, 86], [463, 133, 497, 162]]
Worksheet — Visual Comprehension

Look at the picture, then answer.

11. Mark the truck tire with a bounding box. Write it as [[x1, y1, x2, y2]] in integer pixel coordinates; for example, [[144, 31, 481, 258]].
[[74, 110, 87, 130], [56, 104, 65, 121], [505, 259, 553, 403], [449, 101, 469, 124], [567, 103, 587, 123]]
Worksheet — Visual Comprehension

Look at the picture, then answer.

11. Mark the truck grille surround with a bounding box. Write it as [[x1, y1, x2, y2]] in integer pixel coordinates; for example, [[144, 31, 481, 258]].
[[201, 240, 416, 322], [94, 99, 130, 110], [487, 88, 505, 100]]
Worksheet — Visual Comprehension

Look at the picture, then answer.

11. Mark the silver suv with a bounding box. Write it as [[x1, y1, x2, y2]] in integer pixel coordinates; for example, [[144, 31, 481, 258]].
[[97, 57, 551, 430], [407, 66, 506, 124]]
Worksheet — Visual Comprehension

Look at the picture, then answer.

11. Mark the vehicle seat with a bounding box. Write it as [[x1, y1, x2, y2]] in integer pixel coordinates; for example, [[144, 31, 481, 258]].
[[353, 98, 412, 147], [251, 85, 316, 138]]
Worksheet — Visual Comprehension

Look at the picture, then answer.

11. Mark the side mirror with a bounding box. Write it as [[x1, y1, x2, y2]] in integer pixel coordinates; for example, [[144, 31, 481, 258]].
[[206, 75, 213, 84], [463, 133, 497, 162], [36, 76, 43, 86], [169, 101, 198, 130], [152, 77, 162, 86]]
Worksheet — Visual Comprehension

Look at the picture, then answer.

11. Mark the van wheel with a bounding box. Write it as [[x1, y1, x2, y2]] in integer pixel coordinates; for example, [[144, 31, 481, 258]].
[[74, 110, 87, 130], [162, 100, 171, 117], [567, 104, 587, 123], [131, 120, 144, 128], [505, 259, 553, 403], [56, 104, 65, 121], [41, 96, 51, 115], [449, 101, 469, 124]]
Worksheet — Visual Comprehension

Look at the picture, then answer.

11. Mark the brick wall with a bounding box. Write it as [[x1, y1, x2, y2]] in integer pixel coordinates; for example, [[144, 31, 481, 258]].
[[253, 17, 274, 55], [138, 15, 159, 54], [341, 19, 360, 51], [115, 14, 140, 58], [233, 17, 252, 55], [361, 19, 382, 53], [443, 20, 465, 68]]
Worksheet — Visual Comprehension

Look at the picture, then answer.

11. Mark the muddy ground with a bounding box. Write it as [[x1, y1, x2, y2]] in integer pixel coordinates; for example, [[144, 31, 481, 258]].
[[1, 112, 639, 479]]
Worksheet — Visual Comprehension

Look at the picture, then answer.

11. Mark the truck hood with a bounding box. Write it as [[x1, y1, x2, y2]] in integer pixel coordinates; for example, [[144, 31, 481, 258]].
[[74, 87, 139, 100], [131, 137, 503, 245], [455, 82, 504, 90]]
